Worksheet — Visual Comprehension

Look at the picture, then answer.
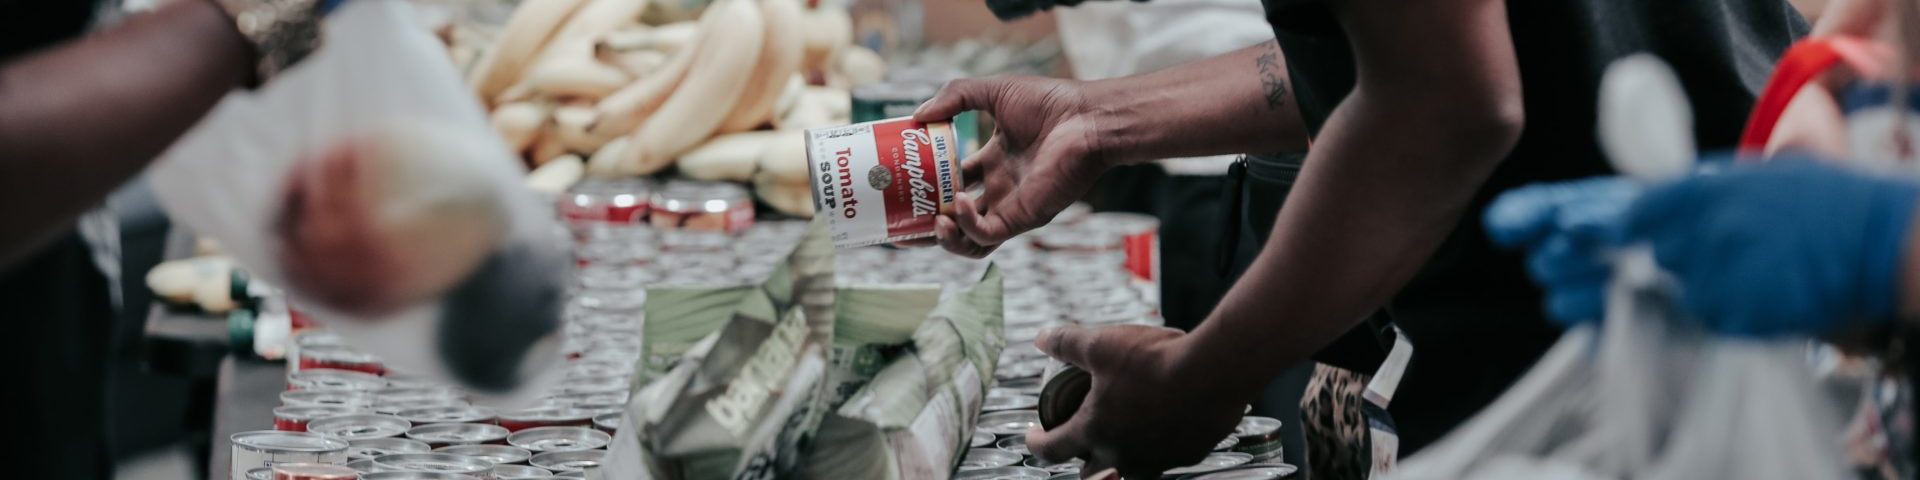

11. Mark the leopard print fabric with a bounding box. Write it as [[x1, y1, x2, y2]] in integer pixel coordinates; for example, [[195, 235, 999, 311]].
[[1300, 363, 1372, 480]]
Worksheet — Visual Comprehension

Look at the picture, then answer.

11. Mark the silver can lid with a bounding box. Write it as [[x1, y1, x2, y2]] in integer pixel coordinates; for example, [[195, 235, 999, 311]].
[[372, 452, 495, 474], [347, 437, 432, 460], [396, 405, 497, 425], [984, 393, 1040, 412], [230, 430, 350, 454], [306, 414, 412, 441], [286, 369, 386, 391], [346, 458, 381, 473], [280, 389, 374, 407], [490, 464, 555, 479], [435, 444, 534, 465], [507, 427, 611, 452], [1162, 452, 1254, 476], [954, 466, 1053, 480], [358, 472, 482, 480], [406, 423, 510, 444], [592, 412, 622, 432], [969, 430, 995, 449], [273, 404, 366, 421], [529, 450, 606, 472], [1175, 463, 1298, 480], [958, 449, 1024, 470], [976, 410, 1042, 437], [1024, 456, 1085, 474], [1232, 417, 1283, 443], [995, 435, 1030, 456], [244, 467, 273, 480]]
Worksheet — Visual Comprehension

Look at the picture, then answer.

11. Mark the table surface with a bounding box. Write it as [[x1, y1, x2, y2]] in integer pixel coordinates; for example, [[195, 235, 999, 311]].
[[207, 356, 285, 478]]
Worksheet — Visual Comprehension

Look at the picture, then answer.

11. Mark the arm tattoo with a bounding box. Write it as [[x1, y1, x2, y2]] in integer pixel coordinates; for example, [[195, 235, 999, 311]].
[[1254, 41, 1288, 110]]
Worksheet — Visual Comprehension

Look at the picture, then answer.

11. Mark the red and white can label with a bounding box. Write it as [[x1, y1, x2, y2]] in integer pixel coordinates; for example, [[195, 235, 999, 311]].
[[807, 118, 967, 248]]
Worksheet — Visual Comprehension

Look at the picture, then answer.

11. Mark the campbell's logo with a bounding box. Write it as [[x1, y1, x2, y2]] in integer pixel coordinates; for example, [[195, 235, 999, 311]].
[[899, 129, 939, 217]]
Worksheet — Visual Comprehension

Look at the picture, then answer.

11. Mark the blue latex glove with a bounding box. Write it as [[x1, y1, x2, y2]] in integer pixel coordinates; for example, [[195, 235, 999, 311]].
[[1623, 160, 1920, 336], [1486, 159, 1920, 336], [1485, 177, 1643, 325]]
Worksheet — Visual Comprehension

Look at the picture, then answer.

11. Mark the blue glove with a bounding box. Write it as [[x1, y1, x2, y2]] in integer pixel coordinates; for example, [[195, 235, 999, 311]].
[[1622, 160, 1920, 336], [1485, 177, 1642, 325]]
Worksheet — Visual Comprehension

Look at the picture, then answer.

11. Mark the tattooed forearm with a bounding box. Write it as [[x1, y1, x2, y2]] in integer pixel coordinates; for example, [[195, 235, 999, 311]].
[[1254, 40, 1288, 110]]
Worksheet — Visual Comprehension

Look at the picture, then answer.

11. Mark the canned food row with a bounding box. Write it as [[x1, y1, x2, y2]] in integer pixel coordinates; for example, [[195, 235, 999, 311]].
[[559, 178, 755, 235], [957, 407, 1292, 479]]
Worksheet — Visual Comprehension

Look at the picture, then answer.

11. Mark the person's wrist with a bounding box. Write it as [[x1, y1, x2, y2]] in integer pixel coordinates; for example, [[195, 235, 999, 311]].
[[1079, 78, 1146, 168]]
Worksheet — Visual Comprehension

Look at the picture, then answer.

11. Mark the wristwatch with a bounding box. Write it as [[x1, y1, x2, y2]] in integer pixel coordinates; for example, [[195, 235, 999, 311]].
[[210, 0, 330, 85]]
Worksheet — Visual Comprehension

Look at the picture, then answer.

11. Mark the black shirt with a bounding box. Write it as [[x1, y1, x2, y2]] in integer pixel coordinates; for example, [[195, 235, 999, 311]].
[[1257, 0, 1807, 454]]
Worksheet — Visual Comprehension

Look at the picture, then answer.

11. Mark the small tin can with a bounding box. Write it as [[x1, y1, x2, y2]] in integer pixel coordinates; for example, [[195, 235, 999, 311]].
[[273, 405, 366, 432], [434, 444, 534, 465], [286, 369, 386, 392], [1213, 436, 1240, 452], [1160, 452, 1254, 478], [955, 466, 1052, 480], [346, 437, 432, 460], [270, 463, 360, 480], [545, 392, 629, 412], [805, 117, 970, 248], [359, 472, 482, 480], [298, 346, 386, 376], [229, 430, 350, 479], [529, 450, 606, 472], [995, 434, 1030, 456], [280, 390, 373, 408], [1173, 463, 1297, 480], [1037, 362, 1090, 431], [246, 467, 275, 480], [559, 178, 652, 226], [958, 448, 1024, 470], [591, 412, 622, 434], [346, 458, 380, 473], [506, 426, 611, 452], [371, 452, 495, 475], [969, 430, 995, 449], [375, 397, 470, 416], [380, 373, 441, 390], [1025, 456, 1084, 474], [976, 410, 1042, 437], [1084, 212, 1160, 285], [396, 406, 497, 425], [850, 81, 939, 123], [498, 406, 595, 432], [490, 464, 555, 479], [1231, 416, 1285, 463], [305, 414, 412, 441], [648, 180, 754, 233], [372, 386, 465, 405], [406, 423, 511, 448]]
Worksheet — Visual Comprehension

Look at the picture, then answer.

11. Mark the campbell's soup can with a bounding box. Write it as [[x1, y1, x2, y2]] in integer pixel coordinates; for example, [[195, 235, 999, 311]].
[[805, 116, 970, 248], [297, 346, 385, 376], [273, 405, 366, 432], [230, 430, 349, 479], [559, 178, 652, 227], [648, 180, 754, 233], [1083, 212, 1160, 285]]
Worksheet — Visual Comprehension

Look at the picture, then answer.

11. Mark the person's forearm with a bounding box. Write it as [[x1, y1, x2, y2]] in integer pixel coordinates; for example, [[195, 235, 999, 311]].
[[0, 0, 252, 267], [1178, 0, 1523, 398], [1084, 40, 1309, 163]]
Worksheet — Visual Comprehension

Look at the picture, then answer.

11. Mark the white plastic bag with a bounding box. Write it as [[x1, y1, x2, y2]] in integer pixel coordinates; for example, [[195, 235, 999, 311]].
[[145, 1, 564, 404], [1389, 252, 1850, 480]]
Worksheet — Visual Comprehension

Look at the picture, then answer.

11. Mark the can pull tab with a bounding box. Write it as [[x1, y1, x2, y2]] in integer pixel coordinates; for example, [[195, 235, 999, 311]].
[[1598, 54, 1698, 183]]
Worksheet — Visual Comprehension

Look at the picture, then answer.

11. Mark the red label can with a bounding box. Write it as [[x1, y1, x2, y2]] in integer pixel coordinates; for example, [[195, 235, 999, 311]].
[[297, 346, 386, 376], [558, 178, 652, 226], [1085, 212, 1160, 283], [272, 405, 364, 432], [497, 406, 595, 432]]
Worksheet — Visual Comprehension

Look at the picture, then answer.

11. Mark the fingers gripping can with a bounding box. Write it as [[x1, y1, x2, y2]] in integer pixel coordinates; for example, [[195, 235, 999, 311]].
[[806, 117, 970, 248]]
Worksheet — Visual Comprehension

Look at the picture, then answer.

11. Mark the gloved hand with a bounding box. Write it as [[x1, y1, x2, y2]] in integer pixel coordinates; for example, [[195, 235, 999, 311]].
[[1484, 176, 1642, 325], [1623, 160, 1919, 336], [1487, 159, 1920, 336]]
